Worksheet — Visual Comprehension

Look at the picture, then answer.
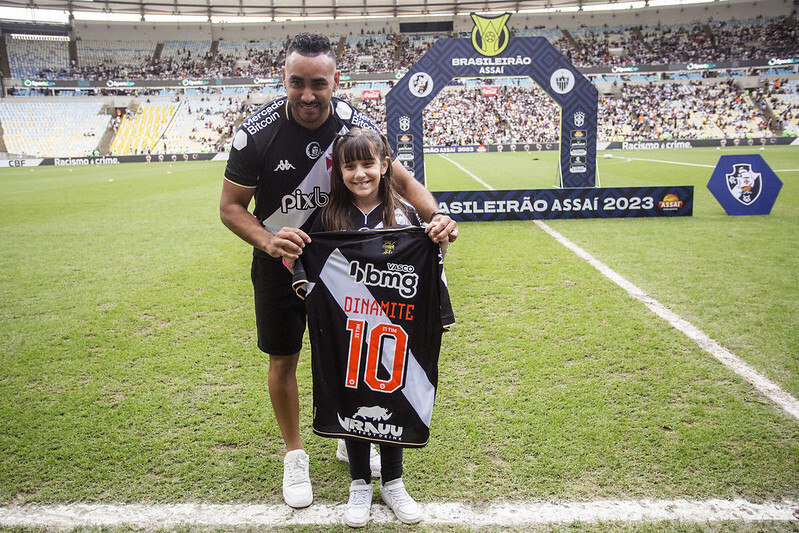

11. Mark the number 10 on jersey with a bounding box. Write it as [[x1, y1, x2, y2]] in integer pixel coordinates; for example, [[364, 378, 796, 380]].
[[345, 319, 408, 393]]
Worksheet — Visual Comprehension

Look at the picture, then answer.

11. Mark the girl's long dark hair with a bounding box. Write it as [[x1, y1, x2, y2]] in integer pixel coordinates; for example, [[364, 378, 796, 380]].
[[322, 127, 409, 231]]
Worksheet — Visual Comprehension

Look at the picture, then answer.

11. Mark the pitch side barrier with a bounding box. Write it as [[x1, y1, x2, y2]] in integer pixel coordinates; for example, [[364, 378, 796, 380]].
[[433, 186, 693, 221], [2, 136, 791, 169], [0, 152, 221, 168], [425, 136, 795, 155]]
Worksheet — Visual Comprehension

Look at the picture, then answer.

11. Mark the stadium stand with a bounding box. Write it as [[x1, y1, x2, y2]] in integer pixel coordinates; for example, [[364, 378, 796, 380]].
[[763, 79, 799, 135], [0, 100, 110, 156], [108, 102, 178, 155], [213, 39, 284, 77], [76, 40, 156, 71], [7, 35, 70, 79], [0, 9, 796, 156], [157, 98, 243, 153]]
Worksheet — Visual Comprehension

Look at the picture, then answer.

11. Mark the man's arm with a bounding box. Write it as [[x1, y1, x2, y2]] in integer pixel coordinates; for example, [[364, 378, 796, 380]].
[[391, 160, 458, 243], [219, 179, 310, 261]]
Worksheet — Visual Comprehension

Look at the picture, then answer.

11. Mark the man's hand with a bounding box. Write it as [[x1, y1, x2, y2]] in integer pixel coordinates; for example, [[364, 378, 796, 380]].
[[267, 227, 311, 262], [426, 213, 459, 244]]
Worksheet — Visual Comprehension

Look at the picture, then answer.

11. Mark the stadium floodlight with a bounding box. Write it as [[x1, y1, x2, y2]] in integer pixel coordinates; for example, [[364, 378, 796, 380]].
[[582, 1, 647, 11], [9, 32, 69, 40], [516, 6, 581, 13], [73, 10, 141, 21], [0, 6, 69, 23], [272, 15, 336, 21], [648, 0, 723, 6], [397, 12, 459, 17], [210, 15, 273, 23], [330, 14, 395, 20], [144, 13, 209, 22]]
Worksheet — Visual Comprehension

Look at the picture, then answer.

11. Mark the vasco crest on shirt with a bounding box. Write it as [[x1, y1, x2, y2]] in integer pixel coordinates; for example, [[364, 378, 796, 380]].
[[726, 163, 762, 205], [382, 238, 396, 254]]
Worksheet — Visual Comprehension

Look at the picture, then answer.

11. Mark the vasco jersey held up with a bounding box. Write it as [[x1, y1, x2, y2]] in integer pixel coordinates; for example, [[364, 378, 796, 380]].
[[223, 96, 381, 254], [294, 227, 454, 447]]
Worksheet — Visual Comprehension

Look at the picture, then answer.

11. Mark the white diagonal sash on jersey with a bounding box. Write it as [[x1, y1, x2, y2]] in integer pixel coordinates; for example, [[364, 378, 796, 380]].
[[261, 126, 347, 234], [319, 247, 435, 427]]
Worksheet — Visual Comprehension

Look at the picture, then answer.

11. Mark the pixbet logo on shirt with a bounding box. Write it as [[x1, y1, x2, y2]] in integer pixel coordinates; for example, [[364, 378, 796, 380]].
[[280, 186, 329, 213]]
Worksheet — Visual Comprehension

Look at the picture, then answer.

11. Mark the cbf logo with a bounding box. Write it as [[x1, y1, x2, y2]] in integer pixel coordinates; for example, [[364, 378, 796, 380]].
[[399, 115, 411, 131], [725, 163, 761, 205], [573, 110, 586, 128], [470, 13, 511, 56]]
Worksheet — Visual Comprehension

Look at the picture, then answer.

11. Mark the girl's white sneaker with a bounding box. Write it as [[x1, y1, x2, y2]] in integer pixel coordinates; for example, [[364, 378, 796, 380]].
[[380, 478, 422, 524], [343, 479, 373, 528]]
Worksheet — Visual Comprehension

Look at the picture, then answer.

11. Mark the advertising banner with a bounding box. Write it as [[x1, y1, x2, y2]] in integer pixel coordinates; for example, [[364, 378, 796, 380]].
[[433, 186, 694, 221]]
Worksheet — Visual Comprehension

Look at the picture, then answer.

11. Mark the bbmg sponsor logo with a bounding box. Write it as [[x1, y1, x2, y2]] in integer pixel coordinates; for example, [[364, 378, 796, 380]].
[[280, 186, 329, 213], [338, 406, 404, 440], [348, 261, 419, 298]]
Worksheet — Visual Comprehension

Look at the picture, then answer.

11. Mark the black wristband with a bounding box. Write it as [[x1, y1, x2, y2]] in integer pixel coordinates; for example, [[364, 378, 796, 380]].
[[429, 209, 447, 221]]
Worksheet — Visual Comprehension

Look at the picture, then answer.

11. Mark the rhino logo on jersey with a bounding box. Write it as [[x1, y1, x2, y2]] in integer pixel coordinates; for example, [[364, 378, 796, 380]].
[[353, 405, 392, 421]]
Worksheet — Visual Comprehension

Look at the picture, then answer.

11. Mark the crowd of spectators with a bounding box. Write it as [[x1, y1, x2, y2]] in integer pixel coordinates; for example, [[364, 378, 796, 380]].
[[761, 78, 799, 134], [598, 80, 772, 141], [553, 15, 799, 68], [8, 13, 799, 154], [347, 78, 786, 145], [29, 15, 799, 81], [4, 74, 794, 157], [37, 54, 211, 80], [337, 33, 399, 74], [206, 46, 283, 78]]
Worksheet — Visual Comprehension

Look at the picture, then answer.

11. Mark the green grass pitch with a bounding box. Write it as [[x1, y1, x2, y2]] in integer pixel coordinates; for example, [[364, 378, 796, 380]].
[[0, 146, 797, 531]]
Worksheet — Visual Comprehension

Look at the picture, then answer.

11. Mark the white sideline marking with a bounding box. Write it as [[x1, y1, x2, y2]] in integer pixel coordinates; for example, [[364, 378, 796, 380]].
[[612, 156, 799, 173], [438, 154, 494, 189], [534, 220, 799, 422], [450, 158, 799, 422], [615, 156, 715, 168], [0, 500, 796, 528]]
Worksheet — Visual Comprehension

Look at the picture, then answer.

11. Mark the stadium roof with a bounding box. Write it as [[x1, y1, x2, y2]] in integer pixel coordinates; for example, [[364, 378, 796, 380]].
[[0, 0, 724, 24]]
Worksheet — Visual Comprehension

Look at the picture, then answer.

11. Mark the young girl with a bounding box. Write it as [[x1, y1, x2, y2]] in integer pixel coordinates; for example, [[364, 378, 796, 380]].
[[309, 127, 433, 527], [313, 127, 422, 233]]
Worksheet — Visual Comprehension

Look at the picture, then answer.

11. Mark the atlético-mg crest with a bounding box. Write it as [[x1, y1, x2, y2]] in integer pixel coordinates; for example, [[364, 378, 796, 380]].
[[725, 163, 761, 205]]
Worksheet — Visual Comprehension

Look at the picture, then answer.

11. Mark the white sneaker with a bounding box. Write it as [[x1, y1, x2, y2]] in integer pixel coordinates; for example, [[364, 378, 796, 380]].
[[282, 449, 313, 508], [380, 478, 421, 524], [336, 439, 381, 479], [343, 479, 373, 528]]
